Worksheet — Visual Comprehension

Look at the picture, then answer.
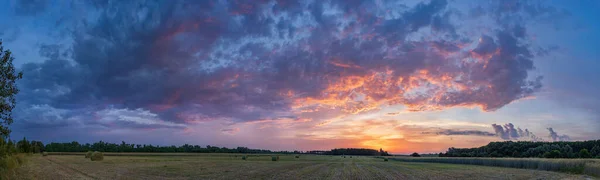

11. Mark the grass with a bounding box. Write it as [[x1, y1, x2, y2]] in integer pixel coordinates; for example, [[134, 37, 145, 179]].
[[0, 154, 28, 179], [391, 157, 600, 177], [10, 153, 596, 180]]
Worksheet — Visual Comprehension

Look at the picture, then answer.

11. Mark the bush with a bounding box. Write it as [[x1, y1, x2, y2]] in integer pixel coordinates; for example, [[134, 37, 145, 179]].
[[90, 151, 104, 161], [42, 152, 48, 156], [295, 155, 299, 158], [271, 156, 278, 161], [384, 158, 388, 161], [579, 149, 592, 158], [0, 154, 26, 179], [410, 152, 421, 157], [242, 155, 247, 160], [85, 151, 93, 158]]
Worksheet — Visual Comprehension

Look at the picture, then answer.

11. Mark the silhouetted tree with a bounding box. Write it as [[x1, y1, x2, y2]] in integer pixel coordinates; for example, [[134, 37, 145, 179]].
[[410, 152, 421, 157], [0, 40, 23, 138]]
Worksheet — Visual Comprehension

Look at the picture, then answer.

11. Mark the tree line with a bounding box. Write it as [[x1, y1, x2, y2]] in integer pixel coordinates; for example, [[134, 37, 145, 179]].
[[324, 148, 391, 156], [4, 138, 393, 156], [440, 140, 600, 158]]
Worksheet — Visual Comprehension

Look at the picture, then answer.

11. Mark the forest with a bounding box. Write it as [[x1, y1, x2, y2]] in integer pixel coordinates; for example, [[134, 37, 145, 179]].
[[440, 140, 600, 158], [2, 138, 391, 156]]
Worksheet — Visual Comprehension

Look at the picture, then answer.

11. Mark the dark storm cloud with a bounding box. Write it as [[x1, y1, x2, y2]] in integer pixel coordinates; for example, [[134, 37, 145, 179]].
[[14, 0, 553, 129]]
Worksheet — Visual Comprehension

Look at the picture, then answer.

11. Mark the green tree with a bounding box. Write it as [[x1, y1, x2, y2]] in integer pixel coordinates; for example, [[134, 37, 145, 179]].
[[591, 145, 600, 157], [410, 152, 421, 157], [579, 149, 592, 158], [16, 137, 31, 153], [0, 40, 23, 138], [543, 150, 561, 158]]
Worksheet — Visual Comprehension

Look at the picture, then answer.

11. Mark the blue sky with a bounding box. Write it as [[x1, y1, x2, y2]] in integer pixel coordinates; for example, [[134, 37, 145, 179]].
[[1, 0, 599, 153]]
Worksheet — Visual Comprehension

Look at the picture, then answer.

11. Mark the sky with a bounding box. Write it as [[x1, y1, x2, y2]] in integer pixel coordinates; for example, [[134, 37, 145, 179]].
[[0, 0, 599, 154]]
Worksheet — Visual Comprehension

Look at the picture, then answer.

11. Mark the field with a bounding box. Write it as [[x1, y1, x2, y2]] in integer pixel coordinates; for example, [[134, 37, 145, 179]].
[[10, 153, 598, 180], [391, 157, 600, 177]]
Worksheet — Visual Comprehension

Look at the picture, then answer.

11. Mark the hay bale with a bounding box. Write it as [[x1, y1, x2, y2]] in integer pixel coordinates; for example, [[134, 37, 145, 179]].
[[90, 151, 104, 161], [85, 151, 93, 158], [42, 152, 48, 156]]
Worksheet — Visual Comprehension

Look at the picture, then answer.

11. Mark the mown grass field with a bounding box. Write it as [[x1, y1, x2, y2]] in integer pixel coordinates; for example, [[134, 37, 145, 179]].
[[391, 157, 600, 177], [11, 153, 598, 180]]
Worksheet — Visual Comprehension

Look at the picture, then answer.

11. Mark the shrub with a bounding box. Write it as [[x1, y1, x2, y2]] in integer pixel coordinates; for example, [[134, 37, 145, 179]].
[[384, 158, 388, 161], [410, 152, 421, 157], [579, 149, 592, 159], [85, 151, 93, 158], [42, 152, 48, 156], [242, 155, 247, 160], [295, 155, 299, 158], [271, 156, 278, 161], [90, 151, 104, 161], [350, 156, 352, 158]]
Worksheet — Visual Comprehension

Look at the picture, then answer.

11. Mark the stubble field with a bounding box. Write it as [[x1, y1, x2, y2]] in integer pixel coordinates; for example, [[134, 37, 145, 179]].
[[12, 154, 597, 180]]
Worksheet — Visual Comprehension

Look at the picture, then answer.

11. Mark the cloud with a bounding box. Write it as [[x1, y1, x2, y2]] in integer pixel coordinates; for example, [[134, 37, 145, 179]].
[[428, 123, 546, 141], [424, 129, 496, 137], [11, 0, 556, 135], [547, 128, 570, 141], [491, 123, 544, 141], [221, 128, 240, 135]]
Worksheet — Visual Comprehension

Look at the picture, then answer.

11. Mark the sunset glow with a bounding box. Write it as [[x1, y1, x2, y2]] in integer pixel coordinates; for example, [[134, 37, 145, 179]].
[[2, 0, 599, 154]]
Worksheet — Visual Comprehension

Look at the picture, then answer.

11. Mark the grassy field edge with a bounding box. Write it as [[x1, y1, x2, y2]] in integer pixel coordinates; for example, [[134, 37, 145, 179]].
[[390, 157, 600, 177]]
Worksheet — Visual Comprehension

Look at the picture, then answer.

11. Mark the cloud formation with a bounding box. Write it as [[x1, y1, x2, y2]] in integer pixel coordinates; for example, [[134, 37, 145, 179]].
[[3, 0, 575, 146], [547, 128, 570, 141]]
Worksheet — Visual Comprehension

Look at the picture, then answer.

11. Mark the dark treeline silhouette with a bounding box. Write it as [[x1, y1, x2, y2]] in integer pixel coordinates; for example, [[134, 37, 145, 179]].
[[44, 141, 295, 154], [324, 148, 391, 156], [39, 140, 392, 156], [440, 140, 600, 158]]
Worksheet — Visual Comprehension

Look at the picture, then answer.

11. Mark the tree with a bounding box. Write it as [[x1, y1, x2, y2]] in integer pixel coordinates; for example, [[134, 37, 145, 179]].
[[579, 149, 592, 159], [512, 151, 520, 158], [0, 40, 23, 138], [17, 137, 31, 153], [543, 150, 561, 158], [591, 145, 600, 157], [410, 152, 421, 157]]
